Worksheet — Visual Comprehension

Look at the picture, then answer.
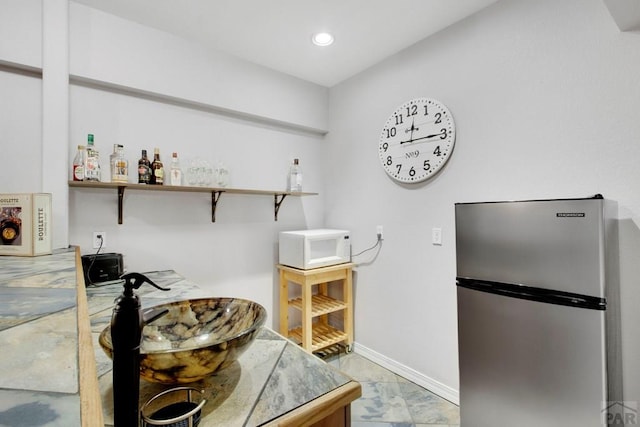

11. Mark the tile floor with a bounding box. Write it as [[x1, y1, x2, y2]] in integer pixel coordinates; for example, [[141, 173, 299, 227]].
[[324, 351, 460, 427]]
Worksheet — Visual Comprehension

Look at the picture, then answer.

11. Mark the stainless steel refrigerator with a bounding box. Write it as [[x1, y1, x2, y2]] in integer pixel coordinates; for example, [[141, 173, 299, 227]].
[[455, 195, 622, 427]]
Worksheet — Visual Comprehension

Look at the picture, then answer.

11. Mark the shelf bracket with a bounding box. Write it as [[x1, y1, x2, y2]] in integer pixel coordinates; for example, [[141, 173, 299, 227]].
[[211, 191, 224, 222], [117, 186, 126, 224], [274, 194, 287, 221]]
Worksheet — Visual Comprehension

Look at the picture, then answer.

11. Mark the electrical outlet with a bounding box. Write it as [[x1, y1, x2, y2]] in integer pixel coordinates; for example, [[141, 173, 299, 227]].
[[376, 225, 384, 241], [93, 231, 106, 249]]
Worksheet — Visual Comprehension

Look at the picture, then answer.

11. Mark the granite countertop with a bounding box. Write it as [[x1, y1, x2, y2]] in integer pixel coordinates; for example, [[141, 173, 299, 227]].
[[0, 248, 82, 426], [0, 250, 360, 426]]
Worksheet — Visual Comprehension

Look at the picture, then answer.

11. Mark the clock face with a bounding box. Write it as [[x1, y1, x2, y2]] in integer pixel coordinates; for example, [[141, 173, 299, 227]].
[[379, 98, 456, 183]]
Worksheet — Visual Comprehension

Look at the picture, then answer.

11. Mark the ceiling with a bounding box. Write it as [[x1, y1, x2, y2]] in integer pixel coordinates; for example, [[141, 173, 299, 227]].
[[603, 0, 640, 32], [71, 0, 498, 87]]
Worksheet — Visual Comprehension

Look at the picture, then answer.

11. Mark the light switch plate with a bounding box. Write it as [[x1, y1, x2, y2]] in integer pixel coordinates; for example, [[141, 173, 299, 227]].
[[432, 228, 442, 245]]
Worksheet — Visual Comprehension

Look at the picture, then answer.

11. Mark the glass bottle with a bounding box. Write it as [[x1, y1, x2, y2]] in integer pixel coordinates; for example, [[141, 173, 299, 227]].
[[150, 148, 164, 185], [169, 152, 182, 186], [84, 134, 101, 181], [138, 149, 151, 184], [109, 144, 119, 182], [112, 145, 128, 183], [72, 144, 85, 181], [287, 158, 302, 192]]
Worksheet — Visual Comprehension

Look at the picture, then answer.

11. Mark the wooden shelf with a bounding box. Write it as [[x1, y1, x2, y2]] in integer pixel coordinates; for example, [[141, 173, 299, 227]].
[[289, 294, 348, 317], [68, 180, 317, 224], [288, 324, 349, 353]]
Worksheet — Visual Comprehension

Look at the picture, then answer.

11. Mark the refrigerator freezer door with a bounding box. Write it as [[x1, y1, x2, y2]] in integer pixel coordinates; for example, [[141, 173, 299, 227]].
[[457, 286, 608, 427], [455, 198, 606, 298]]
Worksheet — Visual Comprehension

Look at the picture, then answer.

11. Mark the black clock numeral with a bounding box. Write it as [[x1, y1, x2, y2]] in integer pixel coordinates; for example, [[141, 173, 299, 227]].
[[433, 146, 442, 157], [386, 156, 393, 166], [385, 127, 397, 138], [435, 112, 442, 124], [423, 160, 431, 171], [406, 105, 418, 117], [440, 128, 447, 139], [424, 105, 429, 116], [395, 164, 402, 174], [381, 142, 389, 152], [395, 114, 403, 125], [409, 167, 416, 177]]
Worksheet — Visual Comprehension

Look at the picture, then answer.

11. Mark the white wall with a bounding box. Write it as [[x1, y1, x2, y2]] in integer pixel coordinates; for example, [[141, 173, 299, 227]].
[[67, 84, 326, 319], [69, 3, 328, 133], [65, 4, 329, 326], [1, 1, 329, 330], [0, 0, 42, 193], [0, 0, 41, 68], [0, 0, 69, 251], [0, 70, 41, 191], [325, 0, 640, 403]]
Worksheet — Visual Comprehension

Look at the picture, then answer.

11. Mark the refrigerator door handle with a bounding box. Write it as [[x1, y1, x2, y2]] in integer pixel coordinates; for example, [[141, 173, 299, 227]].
[[456, 277, 606, 310]]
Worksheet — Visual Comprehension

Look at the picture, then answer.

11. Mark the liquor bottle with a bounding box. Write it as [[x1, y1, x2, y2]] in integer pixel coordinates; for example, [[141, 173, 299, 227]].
[[287, 158, 302, 192], [169, 152, 182, 186], [109, 144, 119, 183], [84, 134, 101, 181], [138, 149, 151, 184], [72, 145, 85, 181], [111, 145, 128, 183], [150, 148, 164, 185]]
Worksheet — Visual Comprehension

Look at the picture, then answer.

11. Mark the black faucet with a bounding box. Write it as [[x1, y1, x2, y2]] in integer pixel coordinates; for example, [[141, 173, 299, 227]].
[[111, 272, 171, 427]]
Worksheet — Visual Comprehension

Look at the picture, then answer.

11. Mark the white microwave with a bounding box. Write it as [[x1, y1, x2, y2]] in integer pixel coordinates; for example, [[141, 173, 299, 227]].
[[279, 229, 350, 270]]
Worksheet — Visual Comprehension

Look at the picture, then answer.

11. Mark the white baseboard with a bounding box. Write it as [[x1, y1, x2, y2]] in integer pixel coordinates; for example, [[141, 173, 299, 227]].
[[352, 342, 460, 405]]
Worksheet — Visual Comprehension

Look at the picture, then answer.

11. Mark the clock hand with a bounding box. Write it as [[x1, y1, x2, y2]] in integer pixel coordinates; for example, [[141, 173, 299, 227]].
[[401, 118, 418, 144], [400, 129, 445, 144], [411, 130, 447, 142]]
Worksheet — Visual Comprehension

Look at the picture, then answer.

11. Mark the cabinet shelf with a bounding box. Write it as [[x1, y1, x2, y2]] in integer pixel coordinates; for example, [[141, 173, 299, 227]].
[[287, 324, 349, 353], [289, 294, 348, 317], [68, 180, 317, 224]]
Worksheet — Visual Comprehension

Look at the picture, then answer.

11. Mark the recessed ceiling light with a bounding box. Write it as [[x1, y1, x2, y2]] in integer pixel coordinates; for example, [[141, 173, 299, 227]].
[[312, 32, 334, 47]]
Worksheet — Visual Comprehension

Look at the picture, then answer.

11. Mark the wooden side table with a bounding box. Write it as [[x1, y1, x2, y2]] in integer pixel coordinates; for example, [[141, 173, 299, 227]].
[[278, 263, 355, 353]]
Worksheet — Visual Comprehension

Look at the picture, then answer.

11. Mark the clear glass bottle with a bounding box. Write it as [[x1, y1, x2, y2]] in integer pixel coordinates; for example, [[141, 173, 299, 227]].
[[287, 158, 302, 192], [138, 149, 151, 184], [111, 145, 128, 183], [109, 144, 119, 182], [84, 134, 101, 181], [150, 148, 164, 185], [169, 152, 182, 186], [72, 144, 85, 181]]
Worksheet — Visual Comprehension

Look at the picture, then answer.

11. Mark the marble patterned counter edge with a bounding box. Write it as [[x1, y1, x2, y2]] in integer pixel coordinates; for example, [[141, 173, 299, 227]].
[[75, 247, 105, 426], [263, 381, 362, 426], [0, 248, 84, 426]]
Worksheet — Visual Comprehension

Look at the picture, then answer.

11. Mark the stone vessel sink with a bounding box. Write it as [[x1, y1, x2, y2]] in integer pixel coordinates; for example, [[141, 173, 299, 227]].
[[99, 297, 267, 384]]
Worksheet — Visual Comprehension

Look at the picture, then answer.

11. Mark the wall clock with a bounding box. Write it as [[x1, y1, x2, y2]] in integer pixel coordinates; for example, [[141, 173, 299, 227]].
[[378, 97, 456, 183]]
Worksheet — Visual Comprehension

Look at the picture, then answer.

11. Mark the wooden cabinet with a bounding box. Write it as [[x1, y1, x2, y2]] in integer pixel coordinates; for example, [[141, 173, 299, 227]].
[[278, 263, 354, 353]]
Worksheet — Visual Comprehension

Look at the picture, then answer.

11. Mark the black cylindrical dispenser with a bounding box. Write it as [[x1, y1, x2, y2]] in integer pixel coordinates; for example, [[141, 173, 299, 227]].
[[111, 272, 170, 427]]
